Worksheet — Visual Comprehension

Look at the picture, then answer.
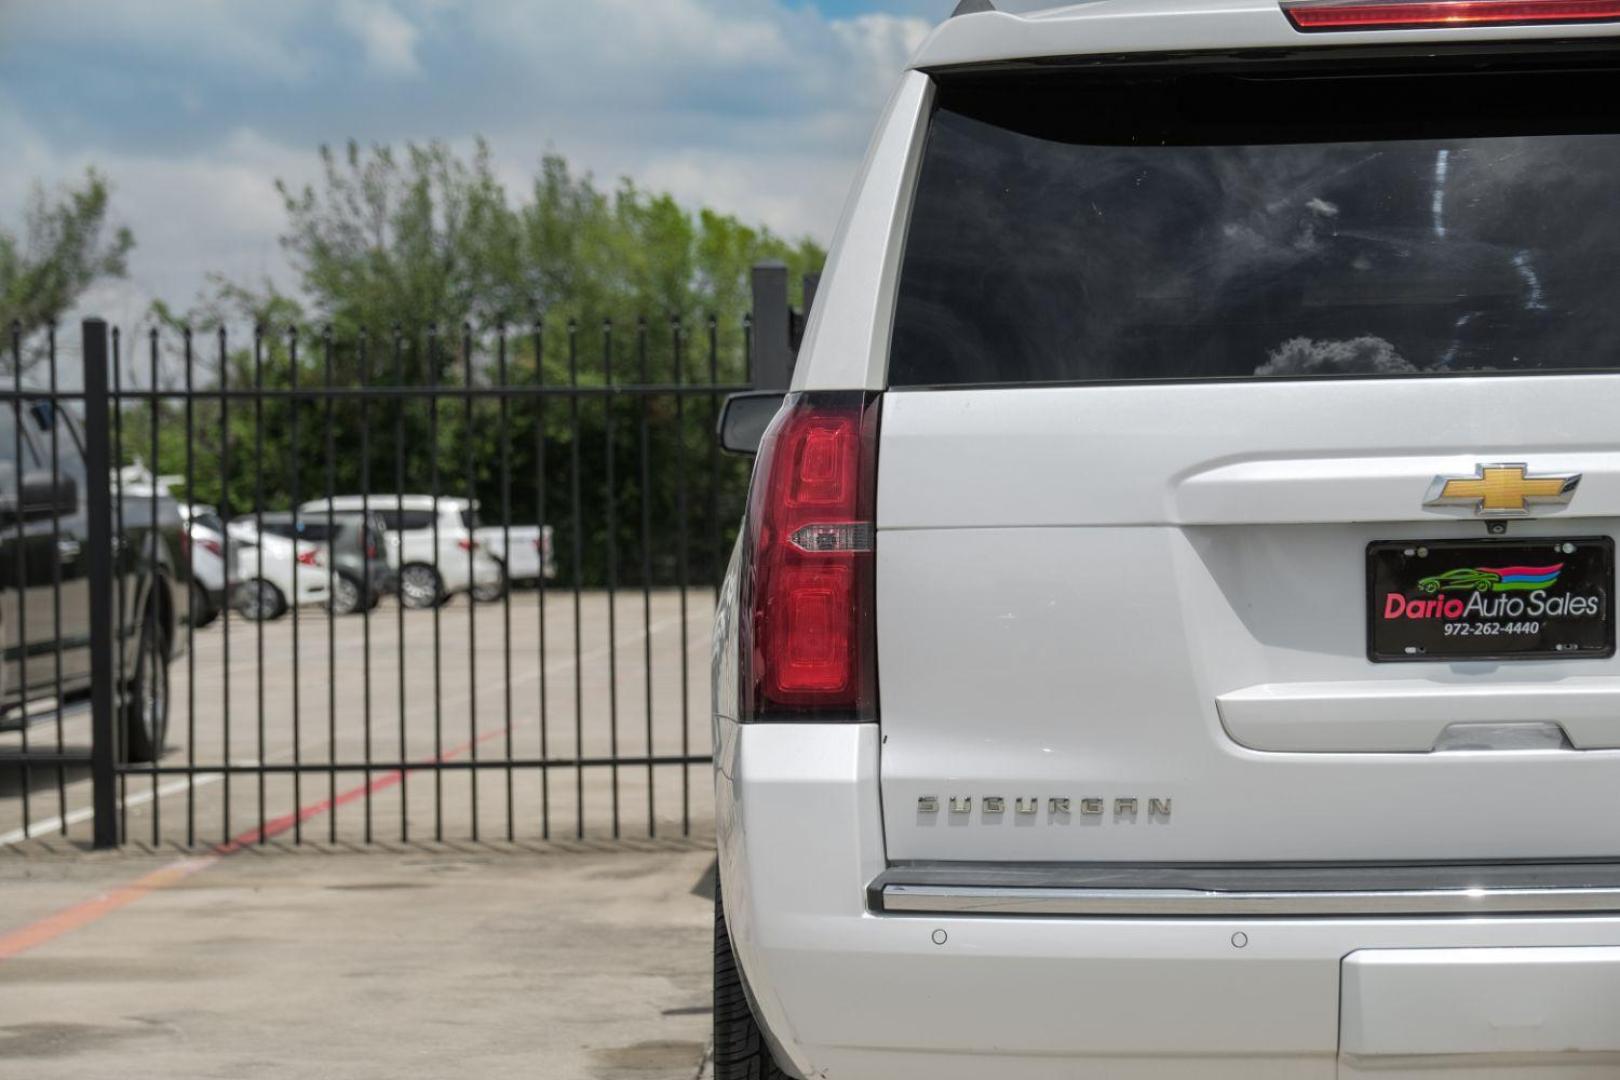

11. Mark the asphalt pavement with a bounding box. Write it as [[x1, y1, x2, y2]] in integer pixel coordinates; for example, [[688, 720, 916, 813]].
[[0, 588, 717, 851], [0, 843, 720, 1079]]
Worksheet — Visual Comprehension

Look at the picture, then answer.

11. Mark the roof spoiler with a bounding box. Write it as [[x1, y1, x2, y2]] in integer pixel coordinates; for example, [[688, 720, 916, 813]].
[[951, 0, 996, 14]]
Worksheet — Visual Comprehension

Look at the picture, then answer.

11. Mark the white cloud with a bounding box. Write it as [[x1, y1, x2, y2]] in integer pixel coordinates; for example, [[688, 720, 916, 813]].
[[0, 0, 934, 319], [336, 0, 422, 78]]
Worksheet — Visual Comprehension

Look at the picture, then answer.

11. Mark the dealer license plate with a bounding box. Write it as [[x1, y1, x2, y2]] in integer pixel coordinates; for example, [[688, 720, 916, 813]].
[[1368, 537, 1614, 662]]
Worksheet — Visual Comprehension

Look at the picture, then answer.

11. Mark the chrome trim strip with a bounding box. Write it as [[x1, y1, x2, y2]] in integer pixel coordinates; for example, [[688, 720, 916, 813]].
[[881, 883, 1620, 917]]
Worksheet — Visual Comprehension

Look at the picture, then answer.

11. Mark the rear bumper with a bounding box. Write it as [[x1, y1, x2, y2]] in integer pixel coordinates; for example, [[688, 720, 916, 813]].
[[717, 722, 1620, 1080]]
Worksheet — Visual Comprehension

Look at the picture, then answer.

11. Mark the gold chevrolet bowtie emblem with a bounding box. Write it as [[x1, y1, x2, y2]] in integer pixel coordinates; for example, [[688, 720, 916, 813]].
[[1424, 463, 1580, 518]]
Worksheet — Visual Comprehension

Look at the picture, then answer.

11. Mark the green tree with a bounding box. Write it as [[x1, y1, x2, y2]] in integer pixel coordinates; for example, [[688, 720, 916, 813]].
[[138, 142, 819, 587], [1, 169, 133, 366]]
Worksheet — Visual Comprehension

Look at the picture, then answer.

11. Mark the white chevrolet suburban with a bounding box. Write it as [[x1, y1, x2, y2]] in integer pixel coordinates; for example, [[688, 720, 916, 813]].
[[711, 1, 1620, 1076]]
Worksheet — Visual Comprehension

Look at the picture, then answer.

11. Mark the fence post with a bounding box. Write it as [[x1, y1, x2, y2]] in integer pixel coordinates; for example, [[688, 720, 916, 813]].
[[83, 319, 119, 849], [749, 262, 793, 391]]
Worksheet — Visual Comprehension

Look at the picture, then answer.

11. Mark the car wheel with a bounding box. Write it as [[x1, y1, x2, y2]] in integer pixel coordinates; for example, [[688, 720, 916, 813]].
[[714, 879, 790, 1080], [327, 572, 364, 616], [471, 560, 508, 604], [236, 578, 287, 621], [122, 602, 169, 763], [190, 580, 220, 628], [399, 564, 443, 609]]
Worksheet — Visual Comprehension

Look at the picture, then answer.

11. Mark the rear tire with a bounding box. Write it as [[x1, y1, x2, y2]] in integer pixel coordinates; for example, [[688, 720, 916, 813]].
[[122, 602, 169, 763], [189, 581, 220, 629], [714, 881, 790, 1080], [399, 564, 443, 609], [235, 579, 287, 621], [471, 559, 508, 604], [327, 572, 365, 616]]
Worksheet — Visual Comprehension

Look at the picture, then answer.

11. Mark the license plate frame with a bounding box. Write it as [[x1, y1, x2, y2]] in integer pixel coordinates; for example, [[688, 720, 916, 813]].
[[1367, 536, 1615, 663]]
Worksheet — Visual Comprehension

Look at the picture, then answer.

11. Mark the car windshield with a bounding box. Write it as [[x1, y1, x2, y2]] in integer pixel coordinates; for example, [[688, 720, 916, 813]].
[[890, 63, 1620, 387]]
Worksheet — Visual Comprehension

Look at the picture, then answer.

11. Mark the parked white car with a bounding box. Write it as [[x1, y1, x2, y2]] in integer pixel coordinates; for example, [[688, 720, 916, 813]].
[[300, 495, 502, 609], [225, 518, 329, 621], [177, 503, 235, 627], [711, 4, 1620, 1079], [470, 523, 557, 602]]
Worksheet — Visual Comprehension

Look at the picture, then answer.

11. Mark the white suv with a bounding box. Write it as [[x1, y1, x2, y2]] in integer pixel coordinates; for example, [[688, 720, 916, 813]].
[[712, 4, 1620, 1077], [301, 495, 502, 608]]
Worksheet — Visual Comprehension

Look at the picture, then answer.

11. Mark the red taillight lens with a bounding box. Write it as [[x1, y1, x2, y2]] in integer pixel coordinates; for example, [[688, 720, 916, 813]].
[[1284, 0, 1620, 29], [458, 537, 477, 552], [741, 392, 879, 721], [200, 538, 224, 558], [296, 549, 320, 567]]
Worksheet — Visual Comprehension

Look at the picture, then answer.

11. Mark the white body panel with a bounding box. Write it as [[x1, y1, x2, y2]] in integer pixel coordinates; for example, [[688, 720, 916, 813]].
[[178, 506, 234, 594], [473, 524, 555, 582], [715, 722, 1620, 1080], [876, 380, 1620, 862], [915, 0, 1620, 70], [225, 521, 328, 608]]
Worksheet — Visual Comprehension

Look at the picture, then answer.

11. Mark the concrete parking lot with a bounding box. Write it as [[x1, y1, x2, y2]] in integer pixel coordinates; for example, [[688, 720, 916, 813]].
[[0, 844, 719, 1079], [1, 588, 718, 850], [0, 587, 725, 1078]]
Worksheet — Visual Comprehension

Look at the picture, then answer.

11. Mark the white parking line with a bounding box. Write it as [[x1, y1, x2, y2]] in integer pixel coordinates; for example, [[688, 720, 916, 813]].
[[0, 763, 257, 848]]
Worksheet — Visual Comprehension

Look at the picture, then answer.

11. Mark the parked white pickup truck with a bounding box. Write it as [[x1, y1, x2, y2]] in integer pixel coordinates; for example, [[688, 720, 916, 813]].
[[471, 522, 556, 602]]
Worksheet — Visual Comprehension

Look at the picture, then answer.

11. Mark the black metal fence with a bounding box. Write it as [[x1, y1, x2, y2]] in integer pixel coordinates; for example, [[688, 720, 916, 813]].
[[0, 286, 805, 849]]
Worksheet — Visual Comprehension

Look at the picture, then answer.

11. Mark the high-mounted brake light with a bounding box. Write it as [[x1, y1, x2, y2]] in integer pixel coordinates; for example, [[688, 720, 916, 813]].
[[1284, 0, 1620, 30], [741, 392, 879, 721]]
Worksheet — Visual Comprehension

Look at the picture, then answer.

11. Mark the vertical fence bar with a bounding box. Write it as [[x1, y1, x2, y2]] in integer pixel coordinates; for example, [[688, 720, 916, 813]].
[[671, 316, 692, 837], [393, 326, 408, 842], [288, 328, 302, 843], [12, 323, 31, 838], [325, 330, 338, 844], [708, 315, 724, 597], [183, 328, 196, 847], [602, 319, 619, 838], [429, 324, 443, 843], [48, 325, 68, 835], [534, 319, 550, 840], [567, 319, 584, 838], [253, 328, 266, 843], [148, 328, 161, 846], [218, 328, 231, 846], [462, 323, 478, 843], [112, 329, 127, 836], [86, 320, 118, 848], [637, 318, 655, 837], [497, 325, 514, 842], [359, 329, 374, 844]]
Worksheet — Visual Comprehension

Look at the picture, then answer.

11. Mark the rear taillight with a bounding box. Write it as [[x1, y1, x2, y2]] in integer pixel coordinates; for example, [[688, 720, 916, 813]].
[[458, 537, 478, 552], [1283, 0, 1620, 29], [740, 392, 879, 722], [366, 540, 378, 560], [199, 538, 223, 558], [296, 549, 320, 568]]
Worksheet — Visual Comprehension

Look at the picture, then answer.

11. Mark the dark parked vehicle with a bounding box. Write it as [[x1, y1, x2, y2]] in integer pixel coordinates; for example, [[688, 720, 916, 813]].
[[255, 510, 393, 615], [0, 401, 188, 762]]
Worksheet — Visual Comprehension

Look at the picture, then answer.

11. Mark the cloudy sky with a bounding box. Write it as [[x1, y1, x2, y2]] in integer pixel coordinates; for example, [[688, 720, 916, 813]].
[[0, 0, 958, 326]]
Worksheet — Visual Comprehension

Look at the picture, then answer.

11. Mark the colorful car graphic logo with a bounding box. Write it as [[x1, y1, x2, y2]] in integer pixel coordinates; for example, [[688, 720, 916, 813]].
[[1416, 564, 1563, 595]]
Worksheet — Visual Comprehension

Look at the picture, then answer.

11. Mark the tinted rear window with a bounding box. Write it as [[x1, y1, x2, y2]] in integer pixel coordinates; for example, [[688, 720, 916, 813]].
[[889, 62, 1620, 387]]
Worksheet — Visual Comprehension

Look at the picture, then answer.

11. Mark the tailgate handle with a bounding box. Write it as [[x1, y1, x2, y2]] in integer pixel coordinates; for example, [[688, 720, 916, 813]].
[[1432, 721, 1572, 753]]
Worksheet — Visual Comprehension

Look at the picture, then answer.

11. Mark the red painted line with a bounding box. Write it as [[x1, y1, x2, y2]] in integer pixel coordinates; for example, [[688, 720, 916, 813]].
[[0, 722, 515, 962]]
